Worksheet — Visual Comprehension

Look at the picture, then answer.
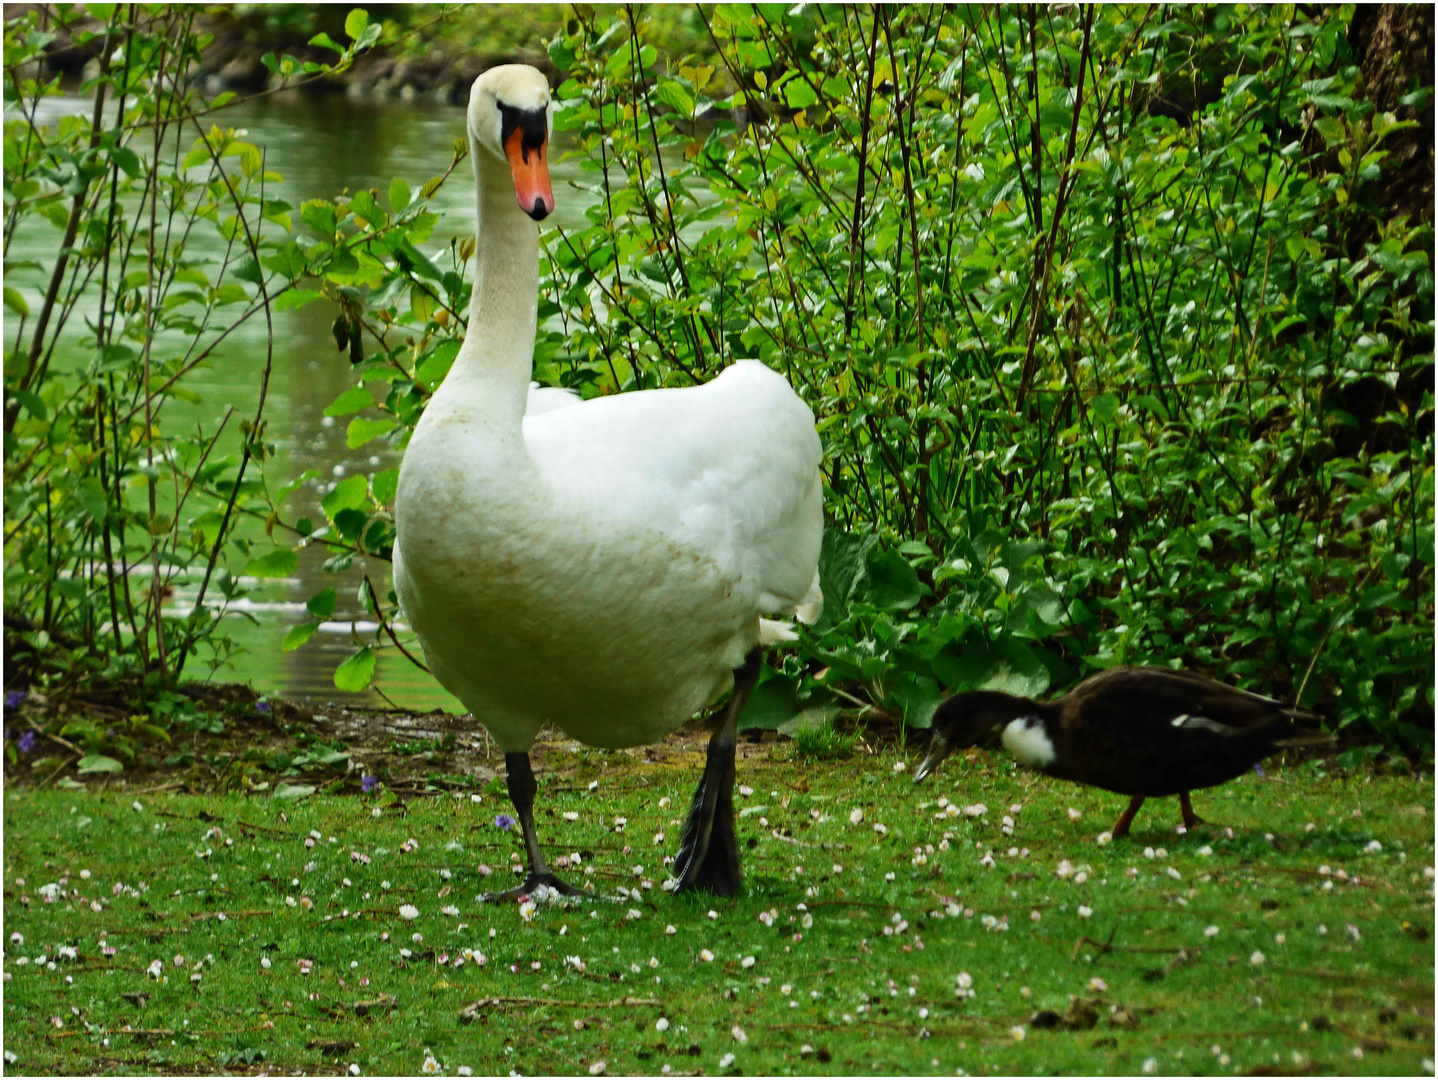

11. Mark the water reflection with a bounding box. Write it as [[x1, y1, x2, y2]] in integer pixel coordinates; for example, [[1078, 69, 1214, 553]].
[[6, 88, 606, 710]]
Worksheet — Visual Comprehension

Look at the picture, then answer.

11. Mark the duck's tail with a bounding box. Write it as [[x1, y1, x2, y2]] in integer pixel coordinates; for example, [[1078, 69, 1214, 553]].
[[1272, 729, 1336, 750]]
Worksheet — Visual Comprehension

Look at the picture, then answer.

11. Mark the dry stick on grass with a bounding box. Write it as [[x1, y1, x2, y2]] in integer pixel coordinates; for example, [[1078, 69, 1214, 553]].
[[458, 994, 661, 1021]]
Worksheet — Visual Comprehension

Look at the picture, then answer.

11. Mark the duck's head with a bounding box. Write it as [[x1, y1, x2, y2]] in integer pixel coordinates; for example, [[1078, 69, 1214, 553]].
[[467, 64, 555, 222], [913, 691, 1027, 782]]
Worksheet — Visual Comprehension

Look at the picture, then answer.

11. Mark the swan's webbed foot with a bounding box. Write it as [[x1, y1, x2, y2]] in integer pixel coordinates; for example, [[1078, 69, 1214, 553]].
[[672, 650, 760, 898], [478, 871, 581, 905]]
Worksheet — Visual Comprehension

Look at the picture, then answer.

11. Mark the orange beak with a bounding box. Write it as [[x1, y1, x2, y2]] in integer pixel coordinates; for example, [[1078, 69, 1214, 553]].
[[505, 127, 554, 222]]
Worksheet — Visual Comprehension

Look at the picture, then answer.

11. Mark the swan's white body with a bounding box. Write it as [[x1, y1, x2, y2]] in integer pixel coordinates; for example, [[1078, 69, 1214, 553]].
[[393, 67, 822, 755]]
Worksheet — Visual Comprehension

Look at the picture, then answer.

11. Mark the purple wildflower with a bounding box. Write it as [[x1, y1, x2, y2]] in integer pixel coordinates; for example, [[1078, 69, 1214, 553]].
[[494, 813, 516, 831], [5, 690, 26, 710], [1253, 763, 1265, 779], [255, 699, 272, 714], [17, 731, 37, 755], [361, 774, 378, 794]]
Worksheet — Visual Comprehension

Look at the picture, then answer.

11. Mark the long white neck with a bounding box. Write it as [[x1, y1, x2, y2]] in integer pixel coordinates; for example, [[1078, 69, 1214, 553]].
[[436, 135, 537, 425]]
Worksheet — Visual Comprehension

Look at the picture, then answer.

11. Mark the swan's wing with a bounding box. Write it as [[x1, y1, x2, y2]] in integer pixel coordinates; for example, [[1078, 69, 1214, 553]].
[[523, 360, 824, 617], [525, 382, 582, 416]]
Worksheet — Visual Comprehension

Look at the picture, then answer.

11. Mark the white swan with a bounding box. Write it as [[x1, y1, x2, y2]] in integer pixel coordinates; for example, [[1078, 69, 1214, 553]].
[[393, 65, 823, 897]]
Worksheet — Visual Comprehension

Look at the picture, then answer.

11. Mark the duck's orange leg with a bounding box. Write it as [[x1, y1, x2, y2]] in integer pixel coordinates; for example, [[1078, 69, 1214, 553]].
[[1179, 792, 1205, 830], [1111, 795, 1146, 839]]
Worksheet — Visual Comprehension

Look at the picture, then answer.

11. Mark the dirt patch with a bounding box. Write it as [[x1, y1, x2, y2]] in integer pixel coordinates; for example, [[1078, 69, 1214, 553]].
[[2, 682, 805, 796]]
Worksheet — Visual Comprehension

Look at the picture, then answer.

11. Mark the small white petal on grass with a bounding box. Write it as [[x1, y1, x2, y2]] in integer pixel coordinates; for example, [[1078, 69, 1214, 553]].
[[849, 808, 864, 825], [1205, 926, 1220, 938], [1067, 807, 1082, 821], [719, 1053, 735, 1070], [699, 949, 715, 962], [1087, 977, 1107, 992], [1078, 905, 1093, 918], [731, 1024, 748, 1043], [1010, 1025, 1026, 1041], [399, 905, 419, 920], [1251, 951, 1266, 965], [589, 1060, 607, 1075], [1142, 1057, 1157, 1074]]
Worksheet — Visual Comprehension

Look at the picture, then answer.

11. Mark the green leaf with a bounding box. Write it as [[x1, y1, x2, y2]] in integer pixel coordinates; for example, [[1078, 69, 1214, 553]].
[[321, 474, 369, 519], [245, 548, 299, 579], [13, 390, 46, 421], [1090, 393, 1119, 423], [344, 8, 369, 41], [274, 288, 320, 312], [325, 386, 374, 417], [300, 200, 338, 237], [334, 646, 376, 692], [76, 754, 124, 775], [782, 77, 818, 110], [864, 548, 923, 612], [389, 177, 411, 214], [305, 587, 336, 620], [309, 31, 344, 53], [737, 671, 800, 731], [414, 339, 460, 388], [371, 466, 400, 506], [653, 80, 695, 117], [273, 783, 316, 800], [346, 417, 392, 449], [4, 286, 29, 317], [282, 622, 319, 651]]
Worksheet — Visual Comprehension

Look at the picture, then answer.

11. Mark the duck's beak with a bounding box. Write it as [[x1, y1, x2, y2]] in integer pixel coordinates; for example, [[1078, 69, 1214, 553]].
[[505, 126, 554, 221], [913, 731, 950, 783]]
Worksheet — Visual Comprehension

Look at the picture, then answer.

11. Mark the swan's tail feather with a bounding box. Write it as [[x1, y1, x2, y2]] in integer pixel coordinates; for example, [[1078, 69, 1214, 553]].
[[795, 570, 823, 625], [759, 618, 799, 645]]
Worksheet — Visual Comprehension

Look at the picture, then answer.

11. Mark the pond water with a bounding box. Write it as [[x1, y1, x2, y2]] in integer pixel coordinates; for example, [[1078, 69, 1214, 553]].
[[6, 89, 633, 711]]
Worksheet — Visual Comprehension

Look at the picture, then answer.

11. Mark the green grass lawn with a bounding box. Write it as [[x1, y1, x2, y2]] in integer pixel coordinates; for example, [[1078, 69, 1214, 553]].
[[3, 745, 1433, 1077]]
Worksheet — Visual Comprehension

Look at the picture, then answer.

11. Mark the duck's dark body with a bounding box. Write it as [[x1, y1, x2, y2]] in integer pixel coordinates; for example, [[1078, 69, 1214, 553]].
[[1023, 666, 1317, 797], [916, 666, 1328, 836]]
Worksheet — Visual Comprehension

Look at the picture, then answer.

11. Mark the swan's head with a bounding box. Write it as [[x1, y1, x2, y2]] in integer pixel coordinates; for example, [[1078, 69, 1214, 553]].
[[467, 64, 555, 222]]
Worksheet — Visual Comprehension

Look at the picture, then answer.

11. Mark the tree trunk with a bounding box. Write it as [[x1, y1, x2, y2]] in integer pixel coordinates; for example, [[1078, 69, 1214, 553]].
[[1347, 4, 1433, 228]]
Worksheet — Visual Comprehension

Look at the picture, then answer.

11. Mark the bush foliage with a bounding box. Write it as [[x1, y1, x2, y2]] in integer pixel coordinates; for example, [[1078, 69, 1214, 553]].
[[4, 5, 1432, 757]]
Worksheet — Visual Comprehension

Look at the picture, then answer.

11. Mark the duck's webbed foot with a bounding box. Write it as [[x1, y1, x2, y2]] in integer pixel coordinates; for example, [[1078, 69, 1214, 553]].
[[1178, 791, 1206, 831], [673, 650, 760, 897]]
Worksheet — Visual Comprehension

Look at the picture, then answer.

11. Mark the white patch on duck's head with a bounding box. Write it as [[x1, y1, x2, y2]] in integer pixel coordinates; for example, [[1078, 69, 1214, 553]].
[[1001, 716, 1057, 769]]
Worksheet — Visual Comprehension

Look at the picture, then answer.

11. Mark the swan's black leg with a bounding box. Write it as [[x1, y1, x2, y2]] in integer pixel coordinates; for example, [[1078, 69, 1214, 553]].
[[673, 649, 761, 896], [478, 752, 579, 903]]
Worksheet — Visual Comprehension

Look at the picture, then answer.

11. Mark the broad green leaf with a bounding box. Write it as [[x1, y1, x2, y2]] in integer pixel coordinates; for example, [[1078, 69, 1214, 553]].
[[334, 646, 376, 692], [274, 288, 320, 312], [346, 417, 392, 449], [344, 8, 369, 41], [282, 622, 319, 651], [325, 386, 374, 416], [389, 177, 411, 213], [4, 286, 29, 317], [273, 783, 316, 800], [737, 671, 800, 731], [653, 80, 695, 117], [76, 755, 124, 775], [245, 548, 299, 579], [321, 474, 369, 519], [308, 587, 337, 619], [371, 466, 400, 506], [864, 548, 923, 612]]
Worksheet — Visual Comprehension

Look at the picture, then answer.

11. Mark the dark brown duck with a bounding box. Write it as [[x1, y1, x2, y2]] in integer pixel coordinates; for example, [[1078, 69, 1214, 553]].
[[913, 666, 1330, 837]]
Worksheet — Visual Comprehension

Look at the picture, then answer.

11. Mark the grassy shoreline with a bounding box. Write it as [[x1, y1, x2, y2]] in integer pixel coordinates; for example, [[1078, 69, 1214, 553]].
[[3, 747, 1432, 1076]]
